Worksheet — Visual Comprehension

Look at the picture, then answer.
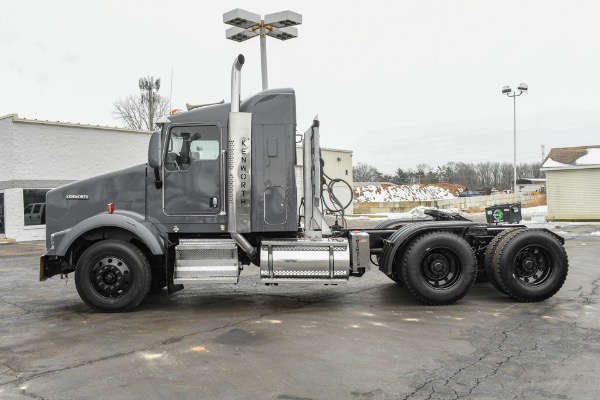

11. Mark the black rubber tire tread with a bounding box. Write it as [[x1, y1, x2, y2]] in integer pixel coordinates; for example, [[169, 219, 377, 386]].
[[387, 273, 403, 285], [484, 228, 526, 295], [400, 231, 477, 305], [75, 240, 152, 312], [491, 229, 569, 302]]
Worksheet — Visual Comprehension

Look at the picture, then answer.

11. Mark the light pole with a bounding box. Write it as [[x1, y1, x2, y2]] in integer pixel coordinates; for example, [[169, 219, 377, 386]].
[[223, 9, 302, 91], [502, 83, 528, 203]]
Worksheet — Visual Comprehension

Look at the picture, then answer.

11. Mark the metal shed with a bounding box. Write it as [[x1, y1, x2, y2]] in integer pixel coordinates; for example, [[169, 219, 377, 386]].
[[541, 145, 600, 221]]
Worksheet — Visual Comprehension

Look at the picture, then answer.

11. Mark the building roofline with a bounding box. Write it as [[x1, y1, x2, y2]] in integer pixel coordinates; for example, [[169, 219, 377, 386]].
[[1, 113, 151, 134], [0, 113, 17, 121], [296, 145, 352, 154], [541, 164, 600, 172]]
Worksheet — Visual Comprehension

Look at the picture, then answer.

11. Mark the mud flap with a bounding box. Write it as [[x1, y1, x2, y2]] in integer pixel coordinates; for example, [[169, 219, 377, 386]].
[[166, 244, 183, 294]]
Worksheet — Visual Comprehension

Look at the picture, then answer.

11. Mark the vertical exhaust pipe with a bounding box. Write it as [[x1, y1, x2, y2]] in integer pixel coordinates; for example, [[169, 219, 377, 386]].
[[231, 54, 245, 113], [228, 54, 256, 259]]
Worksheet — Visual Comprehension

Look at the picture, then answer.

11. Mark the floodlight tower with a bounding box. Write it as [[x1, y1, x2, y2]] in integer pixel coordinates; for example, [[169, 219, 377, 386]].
[[502, 83, 528, 203], [224, 9, 302, 91]]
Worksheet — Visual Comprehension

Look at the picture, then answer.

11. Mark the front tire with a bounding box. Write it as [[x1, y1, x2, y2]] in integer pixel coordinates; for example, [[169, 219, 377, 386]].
[[399, 231, 477, 305], [491, 230, 568, 302], [75, 240, 151, 312]]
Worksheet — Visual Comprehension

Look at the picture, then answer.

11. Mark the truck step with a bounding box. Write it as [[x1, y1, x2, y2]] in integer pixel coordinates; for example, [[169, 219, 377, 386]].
[[174, 239, 239, 284]]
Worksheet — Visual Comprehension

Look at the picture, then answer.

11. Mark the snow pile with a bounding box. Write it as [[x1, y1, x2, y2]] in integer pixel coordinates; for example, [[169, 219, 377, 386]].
[[577, 148, 600, 165], [355, 184, 457, 203], [591, 231, 600, 236]]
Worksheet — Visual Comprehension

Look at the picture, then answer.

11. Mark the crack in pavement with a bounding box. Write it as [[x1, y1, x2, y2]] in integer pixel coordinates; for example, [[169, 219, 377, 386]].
[[0, 294, 31, 315], [403, 269, 600, 400], [578, 277, 600, 305], [402, 305, 554, 400], [0, 283, 383, 393], [0, 311, 274, 389]]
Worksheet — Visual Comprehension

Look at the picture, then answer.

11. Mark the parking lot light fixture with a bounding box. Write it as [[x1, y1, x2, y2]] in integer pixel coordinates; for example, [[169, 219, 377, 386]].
[[503, 83, 528, 203], [224, 8, 302, 91]]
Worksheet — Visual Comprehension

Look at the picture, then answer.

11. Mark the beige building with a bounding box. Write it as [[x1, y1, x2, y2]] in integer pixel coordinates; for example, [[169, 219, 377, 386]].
[[541, 145, 600, 221], [295, 146, 354, 215]]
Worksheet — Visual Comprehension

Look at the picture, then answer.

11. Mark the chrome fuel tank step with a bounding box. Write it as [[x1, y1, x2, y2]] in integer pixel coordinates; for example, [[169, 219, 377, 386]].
[[174, 239, 239, 284], [260, 238, 350, 284]]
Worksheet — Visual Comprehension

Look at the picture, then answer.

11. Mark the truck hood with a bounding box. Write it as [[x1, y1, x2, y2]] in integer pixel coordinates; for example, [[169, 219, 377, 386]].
[[45, 164, 147, 249]]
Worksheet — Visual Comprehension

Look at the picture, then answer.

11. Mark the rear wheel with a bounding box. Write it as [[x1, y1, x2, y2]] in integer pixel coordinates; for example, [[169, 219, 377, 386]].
[[75, 240, 151, 312], [491, 230, 568, 302], [484, 228, 525, 295], [399, 231, 477, 305], [387, 273, 403, 285]]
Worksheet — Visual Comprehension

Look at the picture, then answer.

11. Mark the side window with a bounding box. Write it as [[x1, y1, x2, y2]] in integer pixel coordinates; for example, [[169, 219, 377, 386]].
[[33, 204, 41, 213], [24, 205, 33, 214], [165, 125, 220, 172]]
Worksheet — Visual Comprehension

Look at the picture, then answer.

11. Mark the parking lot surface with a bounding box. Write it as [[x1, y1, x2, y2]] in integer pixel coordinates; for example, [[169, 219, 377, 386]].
[[1, 223, 599, 399]]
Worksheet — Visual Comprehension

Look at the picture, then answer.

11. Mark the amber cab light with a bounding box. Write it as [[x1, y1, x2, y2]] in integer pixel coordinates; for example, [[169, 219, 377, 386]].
[[107, 203, 115, 214]]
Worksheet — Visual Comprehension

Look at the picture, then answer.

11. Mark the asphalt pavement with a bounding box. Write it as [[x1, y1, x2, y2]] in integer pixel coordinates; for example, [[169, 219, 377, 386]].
[[0, 222, 599, 400]]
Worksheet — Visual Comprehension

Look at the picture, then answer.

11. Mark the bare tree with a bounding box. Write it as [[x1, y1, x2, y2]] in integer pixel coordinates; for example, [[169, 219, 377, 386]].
[[353, 162, 384, 183], [113, 76, 170, 131]]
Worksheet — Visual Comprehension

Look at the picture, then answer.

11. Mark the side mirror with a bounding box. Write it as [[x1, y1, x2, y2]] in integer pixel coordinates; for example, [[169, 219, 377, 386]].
[[148, 130, 162, 169]]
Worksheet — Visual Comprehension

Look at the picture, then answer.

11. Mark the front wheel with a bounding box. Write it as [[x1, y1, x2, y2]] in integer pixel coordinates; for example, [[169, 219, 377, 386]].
[[75, 240, 151, 312], [399, 231, 477, 305]]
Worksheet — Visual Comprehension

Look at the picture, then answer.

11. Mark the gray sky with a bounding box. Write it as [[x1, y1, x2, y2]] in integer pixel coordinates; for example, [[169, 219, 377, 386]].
[[2, 1, 599, 173]]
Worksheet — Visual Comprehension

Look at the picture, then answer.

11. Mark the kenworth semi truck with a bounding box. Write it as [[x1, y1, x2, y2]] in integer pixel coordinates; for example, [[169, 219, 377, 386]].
[[40, 55, 568, 312]]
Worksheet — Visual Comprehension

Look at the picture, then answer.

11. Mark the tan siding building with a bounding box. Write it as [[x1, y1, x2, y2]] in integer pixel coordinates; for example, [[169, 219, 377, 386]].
[[295, 146, 354, 215], [541, 145, 600, 221]]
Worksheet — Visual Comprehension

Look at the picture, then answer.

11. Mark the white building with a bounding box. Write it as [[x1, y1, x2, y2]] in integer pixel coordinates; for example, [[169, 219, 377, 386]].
[[541, 145, 600, 221], [295, 146, 354, 215], [0, 114, 354, 242], [0, 114, 151, 241]]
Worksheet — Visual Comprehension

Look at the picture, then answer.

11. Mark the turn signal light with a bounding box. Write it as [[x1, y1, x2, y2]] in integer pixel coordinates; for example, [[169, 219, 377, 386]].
[[107, 203, 115, 214]]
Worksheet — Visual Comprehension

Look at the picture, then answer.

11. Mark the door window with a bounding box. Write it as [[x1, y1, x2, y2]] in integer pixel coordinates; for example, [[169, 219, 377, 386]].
[[165, 126, 220, 171]]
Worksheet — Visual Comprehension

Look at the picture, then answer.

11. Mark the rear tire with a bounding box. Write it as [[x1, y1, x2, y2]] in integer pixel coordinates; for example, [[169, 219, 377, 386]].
[[75, 240, 151, 312], [491, 230, 568, 302], [387, 273, 403, 285], [399, 231, 477, 305], [484, 228, 525, 295]]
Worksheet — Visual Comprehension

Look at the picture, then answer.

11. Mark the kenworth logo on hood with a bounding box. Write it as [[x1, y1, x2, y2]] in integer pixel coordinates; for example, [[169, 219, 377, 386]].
[[66, 195, 89, 200]]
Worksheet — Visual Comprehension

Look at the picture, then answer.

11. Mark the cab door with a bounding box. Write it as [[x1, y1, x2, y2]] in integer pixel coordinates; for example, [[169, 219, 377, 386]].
[[163, 124, 222, 215]]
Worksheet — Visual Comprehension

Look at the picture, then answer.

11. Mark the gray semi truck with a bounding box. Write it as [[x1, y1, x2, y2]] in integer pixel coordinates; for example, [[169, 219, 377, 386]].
[[40, 55, 569, 312]]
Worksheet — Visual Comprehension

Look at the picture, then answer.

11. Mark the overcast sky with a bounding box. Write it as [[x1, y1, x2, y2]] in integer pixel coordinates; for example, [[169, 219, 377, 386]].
[[2, 1, 599, 173]]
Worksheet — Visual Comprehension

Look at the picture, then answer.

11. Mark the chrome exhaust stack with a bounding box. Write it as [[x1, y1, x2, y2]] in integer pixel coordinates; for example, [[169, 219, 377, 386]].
[[231, 54, 244, 113], [227, 54, 256, 259]]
